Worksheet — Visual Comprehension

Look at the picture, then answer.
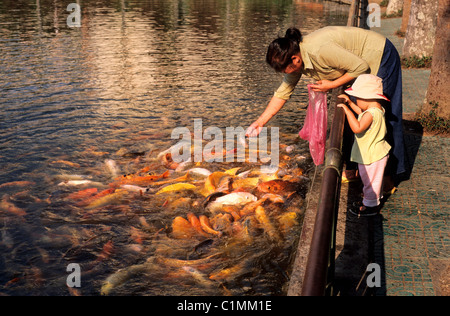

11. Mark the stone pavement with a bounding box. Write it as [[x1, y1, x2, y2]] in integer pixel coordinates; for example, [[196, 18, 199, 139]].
[[372, 17, 449, 296]]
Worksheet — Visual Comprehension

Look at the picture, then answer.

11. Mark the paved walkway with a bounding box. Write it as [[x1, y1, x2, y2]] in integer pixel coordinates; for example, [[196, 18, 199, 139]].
[[370, 18, 449, 296]]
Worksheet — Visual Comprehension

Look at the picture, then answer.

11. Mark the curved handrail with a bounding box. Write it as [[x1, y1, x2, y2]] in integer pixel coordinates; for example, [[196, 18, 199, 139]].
[[300, 0, 367, 296]]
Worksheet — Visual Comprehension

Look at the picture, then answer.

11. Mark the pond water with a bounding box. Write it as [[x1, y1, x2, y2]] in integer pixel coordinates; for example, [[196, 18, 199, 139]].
[[0, 0, 348, 295]]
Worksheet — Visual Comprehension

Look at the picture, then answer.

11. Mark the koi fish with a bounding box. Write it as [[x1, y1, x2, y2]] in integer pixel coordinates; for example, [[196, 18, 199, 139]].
[[255, 206, 281, 242], [116, 170, 170, 186], [171, 216, 197, 239], [76, 188, 115, 206], [202, 172, 229, 196], [94, 240, 114, 264], [199, 215, 222, 237], [51, 160, 81, 168], [0, 181, 35, 189], [1, 225, 14, 249], [261, 193, 285, 204], [105, 159, 120, 178], [209, 260, 247, 281], [256, 179, 301, 196], [221, 206, 241, 221], [231, 177, 260, 190], [209, 213, 233, 234], [224, 167, 241, 176], [186, 168, 212, 177], [213, 192, 257, 206], [120, 184, 148, 193], [187, 213, 210, 237], [0, 194, 26, 217], [85, 189, 128, 210], [155, 183, 197, 195], [161, 153, 179, 170], [66, 188, 98, 200], [277, 212, 299, 234], [101, 262, 154, 295], [58, 180, 104, 187], [182, 266, 216, 288], [154, 253, 221, 268], [130, 226, 146, 244]]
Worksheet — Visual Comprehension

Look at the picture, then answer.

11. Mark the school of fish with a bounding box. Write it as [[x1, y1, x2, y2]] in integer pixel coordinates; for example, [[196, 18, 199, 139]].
[[0, 138, 311, 296]]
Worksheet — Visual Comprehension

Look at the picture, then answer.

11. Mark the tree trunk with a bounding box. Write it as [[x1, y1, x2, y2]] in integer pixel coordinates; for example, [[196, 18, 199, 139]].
[[402, 0, 439, 58], [400, 0, 412, 33], [422, 0, 450, 120], [386, 0, 404, 15]]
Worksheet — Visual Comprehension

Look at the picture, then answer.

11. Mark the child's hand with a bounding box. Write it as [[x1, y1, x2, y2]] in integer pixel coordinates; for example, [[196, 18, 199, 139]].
[[338, 94, 350, 104], [337, 103, 347, 109]]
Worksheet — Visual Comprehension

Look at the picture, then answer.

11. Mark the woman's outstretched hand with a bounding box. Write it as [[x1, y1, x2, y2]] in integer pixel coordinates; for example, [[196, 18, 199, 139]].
[[245, 121, 264, 137]]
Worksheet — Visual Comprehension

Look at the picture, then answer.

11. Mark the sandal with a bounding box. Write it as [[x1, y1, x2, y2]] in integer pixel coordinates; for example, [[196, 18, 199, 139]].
[[383, 186, 398, 196], [341, 170, 360, 183], [348, 203, 380, 217]]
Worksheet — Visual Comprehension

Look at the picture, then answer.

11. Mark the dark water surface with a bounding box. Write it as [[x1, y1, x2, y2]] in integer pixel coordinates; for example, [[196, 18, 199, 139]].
[[0, 0, 348, 295]]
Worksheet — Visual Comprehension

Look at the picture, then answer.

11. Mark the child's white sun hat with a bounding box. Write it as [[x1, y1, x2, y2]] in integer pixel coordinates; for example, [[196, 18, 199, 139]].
[[345, 74, 390, 101]]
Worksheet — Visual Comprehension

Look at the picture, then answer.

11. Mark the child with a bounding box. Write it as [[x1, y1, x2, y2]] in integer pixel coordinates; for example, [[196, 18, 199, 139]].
[[338, 74, 391, 216]]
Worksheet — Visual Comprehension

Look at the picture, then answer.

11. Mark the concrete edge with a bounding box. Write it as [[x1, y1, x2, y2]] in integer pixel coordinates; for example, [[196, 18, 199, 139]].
[[286, 165, 324, 295]]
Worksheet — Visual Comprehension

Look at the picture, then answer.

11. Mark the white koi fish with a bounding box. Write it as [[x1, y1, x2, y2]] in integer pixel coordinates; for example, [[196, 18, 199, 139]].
[[213, 192, 257, 206], [105, 159, 120, 178], [186, 168, 212, 177]]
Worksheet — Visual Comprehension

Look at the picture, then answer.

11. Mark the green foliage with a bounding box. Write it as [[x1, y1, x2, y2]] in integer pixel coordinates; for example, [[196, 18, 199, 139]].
[[395, 29, 405, 38], [415, 102, 450, 134], [401, 56, 433, 68], [380, 0, 389, 7], [382, 9, 403, 18]]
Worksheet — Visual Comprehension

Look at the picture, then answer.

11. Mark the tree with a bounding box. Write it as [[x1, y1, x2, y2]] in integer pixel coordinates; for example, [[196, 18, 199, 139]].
[[400, 0, 411, 34], [402, 0, 439, 58], [421, 0, 450, 120], [386, 0, 404, 16]]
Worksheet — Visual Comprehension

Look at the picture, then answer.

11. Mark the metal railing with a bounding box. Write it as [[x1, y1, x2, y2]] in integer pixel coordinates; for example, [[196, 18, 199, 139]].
[[300, 89, 345, 296], [300, 0, 368, 296], [347, 0, 369, 29]]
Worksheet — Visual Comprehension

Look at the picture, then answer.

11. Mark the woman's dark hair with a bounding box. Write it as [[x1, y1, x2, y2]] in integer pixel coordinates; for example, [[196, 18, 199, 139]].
[[266, 27, 303, 72]]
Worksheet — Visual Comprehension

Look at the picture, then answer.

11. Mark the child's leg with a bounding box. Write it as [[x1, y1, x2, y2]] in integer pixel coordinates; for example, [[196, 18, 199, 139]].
[[358, 155, 389, 207]]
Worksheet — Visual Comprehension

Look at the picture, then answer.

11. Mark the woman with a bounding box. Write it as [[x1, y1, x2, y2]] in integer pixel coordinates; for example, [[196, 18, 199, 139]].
[[246, 26, 405, 186]]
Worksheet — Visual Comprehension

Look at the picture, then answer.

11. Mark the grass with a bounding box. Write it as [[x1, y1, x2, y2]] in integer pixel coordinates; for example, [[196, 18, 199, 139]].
[[401, 56, 433, 68], [415, 102, 450, 134]]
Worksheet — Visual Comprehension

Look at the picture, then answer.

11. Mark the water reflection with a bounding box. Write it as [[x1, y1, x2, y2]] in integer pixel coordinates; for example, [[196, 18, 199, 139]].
[[0, 0, 348, 295]]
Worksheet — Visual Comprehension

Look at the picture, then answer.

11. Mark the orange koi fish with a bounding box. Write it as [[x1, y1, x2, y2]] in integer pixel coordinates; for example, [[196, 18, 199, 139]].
[[199, 215, 222, 237], [66, 188, 98, 200], [51, 160, 81, 168], [84, 189, 128, 210], [0, 194, 26, 217], [255, 206, 281, 242], [0, 181, 35, 189], [76, 188, 115, 207], [115, 170, 170, 186], [257, 179, 300, 196], [187, 213, 211, 237], [171, 216, 197, 239], [95, 240, 114, 263]]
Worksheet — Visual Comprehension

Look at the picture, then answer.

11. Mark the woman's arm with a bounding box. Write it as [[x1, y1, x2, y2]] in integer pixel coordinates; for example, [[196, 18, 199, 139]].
[[310, 73, 356, 92], [246, 96, 286, 137]]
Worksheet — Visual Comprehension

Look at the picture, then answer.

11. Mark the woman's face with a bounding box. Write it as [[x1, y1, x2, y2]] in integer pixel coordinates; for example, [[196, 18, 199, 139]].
[[283, 54, 303, 74]]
